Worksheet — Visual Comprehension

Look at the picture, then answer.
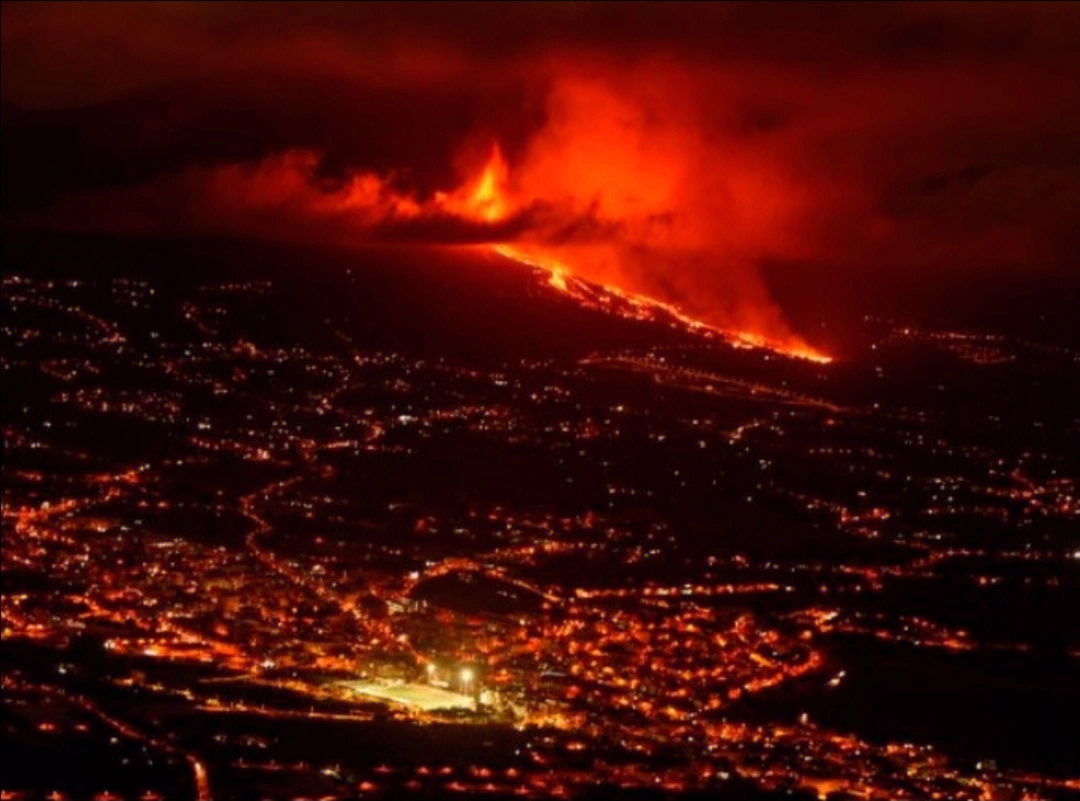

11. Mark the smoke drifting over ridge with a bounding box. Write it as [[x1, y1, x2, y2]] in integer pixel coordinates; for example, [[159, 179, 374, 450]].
[[4, 3, 1079, 352]]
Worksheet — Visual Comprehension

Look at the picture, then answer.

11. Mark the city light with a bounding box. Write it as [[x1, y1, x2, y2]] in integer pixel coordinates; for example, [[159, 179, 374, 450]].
[[3, 252, 1075, 801]]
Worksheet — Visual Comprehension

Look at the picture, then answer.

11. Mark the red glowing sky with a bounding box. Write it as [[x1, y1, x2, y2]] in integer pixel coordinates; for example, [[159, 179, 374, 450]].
[[3, 2, 1079, 352]]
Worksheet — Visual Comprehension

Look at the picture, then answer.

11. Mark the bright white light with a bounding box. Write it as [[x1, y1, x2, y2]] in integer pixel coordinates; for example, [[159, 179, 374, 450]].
[[460, 667, 474, 683], [426, 663, 436, 675]]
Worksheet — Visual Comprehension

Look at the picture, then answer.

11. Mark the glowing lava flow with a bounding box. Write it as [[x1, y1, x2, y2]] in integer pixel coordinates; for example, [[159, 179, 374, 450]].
[[492, 243, 832, 364]]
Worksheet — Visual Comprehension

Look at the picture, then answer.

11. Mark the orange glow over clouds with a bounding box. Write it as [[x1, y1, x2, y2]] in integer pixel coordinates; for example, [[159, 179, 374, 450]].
[[41, 74, 833, 362], [437, 75, 832, 362], [6, 3, 1080, 362]]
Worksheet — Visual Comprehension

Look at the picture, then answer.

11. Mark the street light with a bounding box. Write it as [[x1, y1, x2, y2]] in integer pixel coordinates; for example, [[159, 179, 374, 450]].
[[460, 666, 480, 710]]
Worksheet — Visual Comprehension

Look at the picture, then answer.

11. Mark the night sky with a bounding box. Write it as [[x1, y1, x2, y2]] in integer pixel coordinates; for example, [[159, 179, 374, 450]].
[[4, 2, 1079, 349]]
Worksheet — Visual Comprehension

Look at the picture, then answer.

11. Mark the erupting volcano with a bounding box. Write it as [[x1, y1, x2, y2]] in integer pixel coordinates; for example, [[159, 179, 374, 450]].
[[444, 142, 832, 363], [15, 67, 837, 362], [429, 71, 836, 363]]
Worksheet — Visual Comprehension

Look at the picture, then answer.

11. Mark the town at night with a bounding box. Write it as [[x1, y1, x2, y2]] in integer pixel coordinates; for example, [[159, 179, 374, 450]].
[[3, 3, 1079, 800]]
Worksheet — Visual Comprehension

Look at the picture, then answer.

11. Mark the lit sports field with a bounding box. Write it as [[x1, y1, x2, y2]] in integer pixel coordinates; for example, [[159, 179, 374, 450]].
[[336, 680, 474, 712]]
